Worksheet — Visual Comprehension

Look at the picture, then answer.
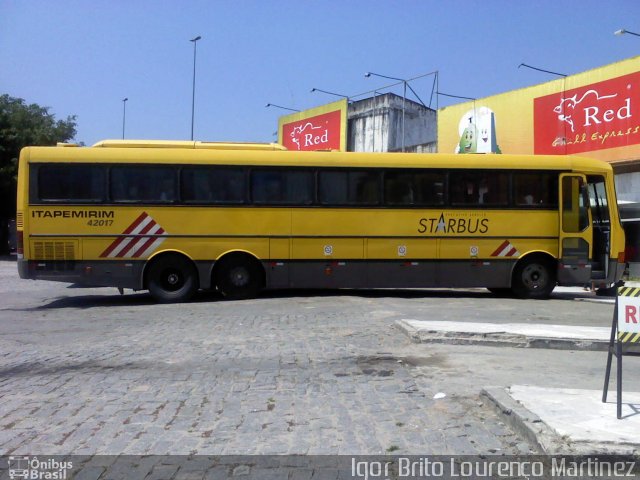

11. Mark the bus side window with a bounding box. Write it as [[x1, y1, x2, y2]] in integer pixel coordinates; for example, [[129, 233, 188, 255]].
[[478, 177, 489, 204], [36, 164, 106, 203], [264, 177, 283, 203], [159, 178, 175, 201], [514, 172, 558, 207], [111, 166, 176, 203], [319, 170, 379, 205], [224, 175, 245, 203], [182, 167, 245, 204], [450, 172, 478, 205], [384, 173, 415, 205], [479, 173, 509, 205], [449, 171, 507, 206], [355, 173, 379, 204], [251, 170, 313, 205]]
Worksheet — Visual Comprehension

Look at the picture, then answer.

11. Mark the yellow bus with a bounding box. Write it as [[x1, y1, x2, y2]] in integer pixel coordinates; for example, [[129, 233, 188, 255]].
[[16, 140, 626, 302]]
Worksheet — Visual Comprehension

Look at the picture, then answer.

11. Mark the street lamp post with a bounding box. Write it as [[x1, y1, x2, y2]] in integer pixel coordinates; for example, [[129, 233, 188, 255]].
[[365, 72, 429, 152], [265, 103, 300, 112], [365, 72, 407, 152], [518, 63, 567, 77], [371, 90, 378, 152], [122, 97, 128, 139], [310, 88, 349, 101], [190, 35, 201, 141], [436, 92, 476, 101], [615, 29, 640, 37]]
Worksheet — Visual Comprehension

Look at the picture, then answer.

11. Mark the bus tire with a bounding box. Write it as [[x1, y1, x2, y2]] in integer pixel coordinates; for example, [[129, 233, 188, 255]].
[[511, 255, 556, 299], [147, 254, 198, 303], [214, 255, 263, 299]]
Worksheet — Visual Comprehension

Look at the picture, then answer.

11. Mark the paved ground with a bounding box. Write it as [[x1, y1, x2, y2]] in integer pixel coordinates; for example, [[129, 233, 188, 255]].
[[396, 296, 640, 456], [2, 257, 639, 473], [0, 259, 534, 457]]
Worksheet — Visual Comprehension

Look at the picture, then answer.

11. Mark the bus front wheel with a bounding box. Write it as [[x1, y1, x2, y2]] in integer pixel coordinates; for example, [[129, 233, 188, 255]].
[[511, 256, 556, 299], [147, 255, 199, 303], [215, 255, 263, 299]]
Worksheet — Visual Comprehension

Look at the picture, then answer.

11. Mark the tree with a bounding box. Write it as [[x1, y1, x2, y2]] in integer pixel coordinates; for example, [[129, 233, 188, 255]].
[[0, 94, 77, 253]]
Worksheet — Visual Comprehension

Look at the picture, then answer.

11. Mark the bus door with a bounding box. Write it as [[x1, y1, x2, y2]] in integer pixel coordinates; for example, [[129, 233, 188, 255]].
[[558, 174, 592, 285], [586, 175, 611, 281]]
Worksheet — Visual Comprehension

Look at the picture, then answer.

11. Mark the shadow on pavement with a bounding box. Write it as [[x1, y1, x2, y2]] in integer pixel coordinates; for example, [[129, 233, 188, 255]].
[[12, 285, 604, 310]]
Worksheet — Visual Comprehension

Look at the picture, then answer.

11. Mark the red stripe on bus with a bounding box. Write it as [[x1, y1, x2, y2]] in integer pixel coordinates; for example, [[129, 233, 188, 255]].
[[117, 219, 157, 258], [491, 240, 510, 257], [99, 212, 150, 258], [132, 227, 166, 258]]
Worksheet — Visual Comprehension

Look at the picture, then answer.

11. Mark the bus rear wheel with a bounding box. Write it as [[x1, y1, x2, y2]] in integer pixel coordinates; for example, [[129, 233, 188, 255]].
[[511, 256, 556, 299], [215, 255, 263, 299], [147, 255, 198, 303]]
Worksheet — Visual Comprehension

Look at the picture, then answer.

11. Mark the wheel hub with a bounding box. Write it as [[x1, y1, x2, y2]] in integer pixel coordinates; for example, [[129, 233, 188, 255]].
[[231, 267, 249, 286], [523, 264, 546, 289]]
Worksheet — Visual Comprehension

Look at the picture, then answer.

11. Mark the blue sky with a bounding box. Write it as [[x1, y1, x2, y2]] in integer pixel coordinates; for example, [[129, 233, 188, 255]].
[[1, 0, 639, 146]]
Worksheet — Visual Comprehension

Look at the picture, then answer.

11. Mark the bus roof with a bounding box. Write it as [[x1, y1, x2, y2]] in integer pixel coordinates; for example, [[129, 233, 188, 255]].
[[23, 142, 612, 173], [91, 139, 287, 151]]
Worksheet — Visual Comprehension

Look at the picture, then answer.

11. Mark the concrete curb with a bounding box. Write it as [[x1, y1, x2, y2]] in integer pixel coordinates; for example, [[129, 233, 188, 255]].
[[480, 387, 569, 454], [395, 320, 610, 351], [482, 386, 640, 455]]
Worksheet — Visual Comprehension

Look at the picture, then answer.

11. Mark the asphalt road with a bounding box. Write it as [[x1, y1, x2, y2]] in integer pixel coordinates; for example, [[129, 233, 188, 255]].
[[0, 257, 627, 458]]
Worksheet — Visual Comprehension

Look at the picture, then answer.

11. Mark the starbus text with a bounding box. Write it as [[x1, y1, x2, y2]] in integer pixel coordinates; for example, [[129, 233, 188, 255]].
[[418, 215, 489, 235]]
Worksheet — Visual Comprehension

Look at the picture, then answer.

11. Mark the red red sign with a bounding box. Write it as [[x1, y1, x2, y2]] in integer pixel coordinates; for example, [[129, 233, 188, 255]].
[[281, 110, 342, 151], [534, 71, 640, 155]]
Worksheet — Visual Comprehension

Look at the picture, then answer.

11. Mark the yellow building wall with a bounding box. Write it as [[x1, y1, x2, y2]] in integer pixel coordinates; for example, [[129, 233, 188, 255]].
[[438, 56, 640, 164]]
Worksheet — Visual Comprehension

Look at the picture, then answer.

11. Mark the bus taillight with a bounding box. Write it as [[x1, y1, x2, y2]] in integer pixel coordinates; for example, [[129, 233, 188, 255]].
[[17, 231, 23, 258]]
